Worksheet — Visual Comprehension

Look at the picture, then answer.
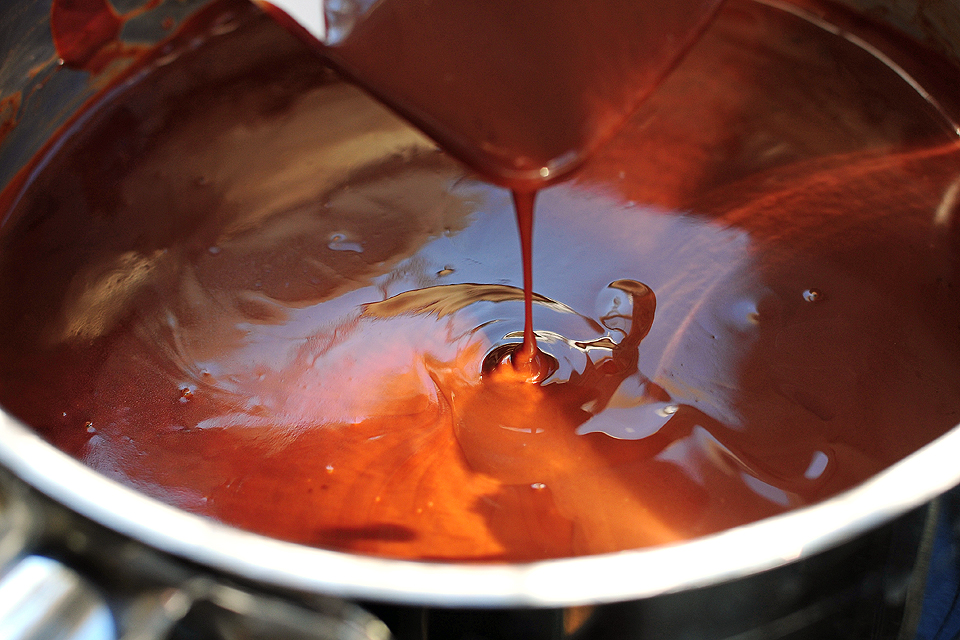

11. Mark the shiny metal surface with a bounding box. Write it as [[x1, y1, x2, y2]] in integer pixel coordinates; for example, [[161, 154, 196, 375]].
[[2, 405, 959, 607], [0, 468, 395, 640], [834, 0, 960, 60], [0, 0, 958, 616], [0, 556, 115, 640], [256, 0, 326, 40]]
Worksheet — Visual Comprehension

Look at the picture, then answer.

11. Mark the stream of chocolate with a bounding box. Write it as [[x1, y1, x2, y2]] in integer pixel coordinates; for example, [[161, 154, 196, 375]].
[[269, 0, 724, 368], [509, 190, 542, 376], [0, 0, 959, 560]]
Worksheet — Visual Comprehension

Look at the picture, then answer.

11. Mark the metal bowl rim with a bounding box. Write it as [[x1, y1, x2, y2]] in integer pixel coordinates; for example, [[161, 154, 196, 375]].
[[0, 408, 957, 606]]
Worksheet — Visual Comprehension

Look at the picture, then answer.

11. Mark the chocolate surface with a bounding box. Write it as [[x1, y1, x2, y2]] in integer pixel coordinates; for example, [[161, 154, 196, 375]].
[[0, 0, 959, 560]]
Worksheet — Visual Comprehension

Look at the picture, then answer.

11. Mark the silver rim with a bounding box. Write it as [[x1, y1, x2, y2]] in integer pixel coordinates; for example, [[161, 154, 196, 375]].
[[0, 407, 957, 607]]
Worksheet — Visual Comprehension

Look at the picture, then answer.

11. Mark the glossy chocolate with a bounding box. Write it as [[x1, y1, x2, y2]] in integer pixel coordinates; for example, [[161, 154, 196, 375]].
[[0, 0, 958, 561]]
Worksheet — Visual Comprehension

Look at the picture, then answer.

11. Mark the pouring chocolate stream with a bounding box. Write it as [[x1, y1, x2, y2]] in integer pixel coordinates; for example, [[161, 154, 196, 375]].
[[256, 0, 725, 369]]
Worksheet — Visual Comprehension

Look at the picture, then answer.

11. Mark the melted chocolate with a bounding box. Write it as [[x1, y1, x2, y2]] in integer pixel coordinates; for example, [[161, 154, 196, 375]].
[[50, 0, 162, 74], [307, 0, 724, 188], [277, 0, 721, 366], [0, 0, 959, 561], [0, 93, 20, 149]]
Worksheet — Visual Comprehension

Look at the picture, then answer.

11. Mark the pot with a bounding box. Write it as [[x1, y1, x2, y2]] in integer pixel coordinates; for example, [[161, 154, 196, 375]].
[[0, 0, 959, 638]]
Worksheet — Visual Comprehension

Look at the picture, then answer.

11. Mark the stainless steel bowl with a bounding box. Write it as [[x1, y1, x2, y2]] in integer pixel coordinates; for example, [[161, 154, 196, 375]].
[[0, 1, 959, 638]]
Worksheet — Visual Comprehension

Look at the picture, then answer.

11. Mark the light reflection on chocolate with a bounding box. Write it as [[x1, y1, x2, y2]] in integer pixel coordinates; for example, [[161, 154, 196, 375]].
[[0, 0, 958, 561]]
